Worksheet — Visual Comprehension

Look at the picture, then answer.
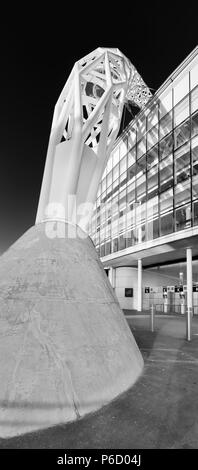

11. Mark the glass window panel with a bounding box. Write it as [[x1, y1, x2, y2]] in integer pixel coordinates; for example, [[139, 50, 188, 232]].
[[174, 73, 189, 105], [113, 148, 119, 166], [112, 177, 119, 191], [160, 112, 172, 139], [191, 86, 198, 114], [106, 201, 111, 218], [100, 226, 105, 242], [160, 212, 174, 236], [136, 116, 146, 139], [192, 135, 198, 160], [96, 214, 100, 226], [147, 104, 158, 130], [106, 187, 112, 199], [119, 213, 126, 233], [119, 189, 126, 209], [147, 187, 158, 201], [128, 126, 136, 149], [147, 165, 158, 196], [174, 142, 190, 185], [159, 90, 172, 117], [153, 218, 159, 239], [193, 200, 198, 226], [120, 156, 127, 174], [120, 172, 127, 188], [112, 195, 119, 212], [159, 154, 173, 190], [175, 180, 191, 207], [159, 133, 173, 159], [126, 231, 133, 247], [112, 238, 118, 252], [101, 191, 107, 204], [127, 182, 135, 205], [147, 145, 158, 169], [106, 155, 113, 173], [137, 136, 146, 159], [128, 146, 136, 166], [126, 207, 135, 231], [147, 195, 159, 219], [136, 201, 146, 225], [136, 155, 146, 174], [120, 138, 128, 158], [101, 178, 106, 193], [118, 235, 126, 251], [174, 95, 189, 127], [112, 221, 118, 237], [192, 137, 198, 199], [102, 167, 107, 179], [127, 164, 136, 182], [191, 62, 198, 89], [174, 119, 190, 149], [192, 175, 198, 200], [107, 171, 112, 187], [100, 244, 105, 257], [97, 183, 101, 197], [191, 111, 198, 137], [175, 204, 191, 231], [105, 241, 111, 256], [160, 188, 173, 214], [147, 125, 158, 150], [136, 174, 146, 199], [113, 163, 119, 181], [106, 225, 111, 240], [147, 216, 159, 240]]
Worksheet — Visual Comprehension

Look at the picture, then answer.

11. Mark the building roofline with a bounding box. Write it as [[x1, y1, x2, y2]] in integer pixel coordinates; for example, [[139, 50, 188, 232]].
[[113, 45, 198, 150]]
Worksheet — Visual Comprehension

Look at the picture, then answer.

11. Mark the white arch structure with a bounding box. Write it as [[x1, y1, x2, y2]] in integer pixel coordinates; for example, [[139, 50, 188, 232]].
[[0, 48, 152, 438], [36, 47, 151, 229]]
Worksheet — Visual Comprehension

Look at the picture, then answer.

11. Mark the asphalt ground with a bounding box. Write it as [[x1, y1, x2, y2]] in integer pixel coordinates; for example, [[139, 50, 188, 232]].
[[0, 314, 198, 449]]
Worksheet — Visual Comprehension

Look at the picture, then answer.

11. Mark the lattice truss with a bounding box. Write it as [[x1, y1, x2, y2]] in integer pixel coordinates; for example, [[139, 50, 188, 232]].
[[36, 48, 152, 226], [52, 48, 152, 154]]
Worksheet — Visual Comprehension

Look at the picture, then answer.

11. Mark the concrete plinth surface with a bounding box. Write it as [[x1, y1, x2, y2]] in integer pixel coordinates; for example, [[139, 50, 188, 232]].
[[0, 222, 143, 437]]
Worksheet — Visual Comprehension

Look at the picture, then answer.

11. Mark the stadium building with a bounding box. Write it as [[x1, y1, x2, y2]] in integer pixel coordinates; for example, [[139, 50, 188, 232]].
[[89, 46, 198, 314]]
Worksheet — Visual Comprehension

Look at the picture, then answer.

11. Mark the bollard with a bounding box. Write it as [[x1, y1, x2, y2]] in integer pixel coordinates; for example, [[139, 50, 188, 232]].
[[186, 306, 193, 341], [150, 304, 155, 332]]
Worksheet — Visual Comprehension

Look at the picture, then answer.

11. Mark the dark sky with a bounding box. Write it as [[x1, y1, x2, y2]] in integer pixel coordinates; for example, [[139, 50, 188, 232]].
[[0, 6, 197, 253]]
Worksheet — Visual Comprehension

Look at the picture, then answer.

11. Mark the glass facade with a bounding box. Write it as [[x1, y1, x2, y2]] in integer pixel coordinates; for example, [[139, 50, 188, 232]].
[[90, 52, 198, 258]]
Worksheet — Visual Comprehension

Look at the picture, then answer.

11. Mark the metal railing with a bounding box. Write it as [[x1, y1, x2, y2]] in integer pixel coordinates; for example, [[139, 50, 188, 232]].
[[147, 303, 197, 315], [149, 304, 194, 341]]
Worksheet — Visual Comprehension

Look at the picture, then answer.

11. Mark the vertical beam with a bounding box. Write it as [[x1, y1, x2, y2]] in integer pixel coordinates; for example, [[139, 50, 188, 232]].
[[186, 247, 193, 341], [137, 259, 142, 312]]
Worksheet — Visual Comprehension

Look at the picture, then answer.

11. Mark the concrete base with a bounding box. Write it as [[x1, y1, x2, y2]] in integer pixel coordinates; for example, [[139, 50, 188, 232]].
[[0, 222, 143, 438]]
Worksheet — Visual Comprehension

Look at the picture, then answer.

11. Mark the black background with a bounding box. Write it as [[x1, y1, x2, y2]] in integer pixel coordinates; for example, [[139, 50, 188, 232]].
[[0, 4, 197, 253]]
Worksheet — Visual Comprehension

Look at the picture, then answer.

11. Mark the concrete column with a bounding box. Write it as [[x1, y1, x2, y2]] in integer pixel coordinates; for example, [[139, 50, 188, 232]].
[[137, 259, 142, 312], [186, 247, 193, 341]]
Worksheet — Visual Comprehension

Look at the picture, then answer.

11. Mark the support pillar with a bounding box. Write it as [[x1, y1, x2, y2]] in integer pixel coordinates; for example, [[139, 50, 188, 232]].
[[186, 247, 193, 341], [137, 259, 142, 312]]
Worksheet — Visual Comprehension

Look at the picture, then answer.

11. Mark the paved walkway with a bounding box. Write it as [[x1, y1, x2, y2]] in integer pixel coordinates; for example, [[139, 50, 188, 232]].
[[1, 314, 198, 449]]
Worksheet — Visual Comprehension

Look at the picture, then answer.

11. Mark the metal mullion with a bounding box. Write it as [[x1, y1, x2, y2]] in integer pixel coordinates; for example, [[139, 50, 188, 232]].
[[145, 104, 149, 240], [172, 85, 175, 232], [189, 70, 193, 226], [157, 100, 160, 238]]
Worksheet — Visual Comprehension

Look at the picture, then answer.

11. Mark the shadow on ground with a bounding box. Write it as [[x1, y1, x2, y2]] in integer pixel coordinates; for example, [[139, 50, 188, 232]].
[[1, 315, 198, 449]]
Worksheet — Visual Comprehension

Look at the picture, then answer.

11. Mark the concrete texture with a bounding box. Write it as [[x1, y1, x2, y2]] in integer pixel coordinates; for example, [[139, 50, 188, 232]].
[[0, 222, 143, 438], [1, 315, 198, 449]]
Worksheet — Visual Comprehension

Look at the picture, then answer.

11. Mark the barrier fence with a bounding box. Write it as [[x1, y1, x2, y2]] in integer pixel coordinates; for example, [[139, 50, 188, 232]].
[[149, 304, 194, 341], [146, 303, 198, 315]]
